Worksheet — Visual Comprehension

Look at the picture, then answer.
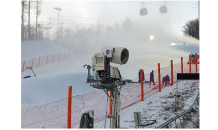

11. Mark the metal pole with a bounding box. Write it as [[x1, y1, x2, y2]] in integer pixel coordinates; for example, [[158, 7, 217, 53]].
[[57, 10, 59, 43], [110, 91, 113, 115], [195, 53, 197, 72], [36, 1, 38, 40], [189, 54, 191, 73], [28, 1, 30, 40], [140, 69, 144, 101], [171, 60, 173, 86], [181, 57, 183, 73], [158, 63, 161, 92], [198, 1, 200, 40], [67, 86, 72, 128]]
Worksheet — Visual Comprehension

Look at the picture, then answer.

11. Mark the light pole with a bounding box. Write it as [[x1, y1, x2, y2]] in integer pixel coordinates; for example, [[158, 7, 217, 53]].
[[198, 1, 200, 40], [54, 7, 61, 43]]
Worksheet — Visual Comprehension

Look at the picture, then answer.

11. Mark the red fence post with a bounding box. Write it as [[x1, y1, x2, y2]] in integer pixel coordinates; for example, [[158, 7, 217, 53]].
[[53, 55, 55, 63], [68, 86, 72, 129], [46, 55, 48, 64], [32, 58, 34, 68], [181, 57, 183, 73], [39, 57, 40, 67], [22, 61, 25, 72], [171, 60, 173, 86], [189, 54, 191, 73], [195, 53, 197, 73], [141, 69, 144, 101], [158, 63, 161, 92], [110, 91, 112, 115]]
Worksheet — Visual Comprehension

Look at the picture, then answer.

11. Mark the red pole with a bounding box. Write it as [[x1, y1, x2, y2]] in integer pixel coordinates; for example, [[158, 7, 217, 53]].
[[189, 54, 191, 73], [22, 61, 25, 72], [158, 63, 161, 92], [68, 86, 72, 129], [171, 60, 173, 86], [110, 91, 112, 115], [46, 55, 48, 64], [39, 57, 40, 67], [181, 57, 183, 73], [195, 53, 197, 73], [32, 58, 34, 68], [141, 69, 144, 101], [53, 55, 55, 63]]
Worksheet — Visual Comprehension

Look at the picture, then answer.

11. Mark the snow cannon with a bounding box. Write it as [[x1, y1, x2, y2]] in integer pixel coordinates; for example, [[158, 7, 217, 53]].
[[187, 53, 200, 64]]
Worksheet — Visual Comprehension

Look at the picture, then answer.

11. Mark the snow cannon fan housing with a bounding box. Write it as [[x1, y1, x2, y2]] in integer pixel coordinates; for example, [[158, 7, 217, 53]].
[[92, 46, 129, 71], [100, 46, 129, 65]]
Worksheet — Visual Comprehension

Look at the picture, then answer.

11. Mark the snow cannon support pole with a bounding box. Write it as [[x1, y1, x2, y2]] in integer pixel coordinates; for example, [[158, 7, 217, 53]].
[[195, 53, 197, 73], [171, 60, 173, 86], [67, 86, 72, 129], [110, 91, 113, 115], [181, 57, 183, 73], [22, 61, 25, 72], [141, 69, 144, 101], [189, 54, 191, 73], [158, 63, 161, 92], [32, 58, 34, 68]]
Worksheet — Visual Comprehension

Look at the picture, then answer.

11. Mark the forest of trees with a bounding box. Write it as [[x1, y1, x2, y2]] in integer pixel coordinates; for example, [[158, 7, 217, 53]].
[[21, 0, 43, 41], [182, 18, 199, 40]]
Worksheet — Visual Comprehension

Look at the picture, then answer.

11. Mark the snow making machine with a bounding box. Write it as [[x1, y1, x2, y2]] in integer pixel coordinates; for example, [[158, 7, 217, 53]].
[[83, 46, 150, 128]]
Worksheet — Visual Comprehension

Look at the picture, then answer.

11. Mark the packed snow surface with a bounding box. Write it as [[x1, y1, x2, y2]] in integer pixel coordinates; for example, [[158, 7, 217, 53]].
[[21, 39, 199, 128]]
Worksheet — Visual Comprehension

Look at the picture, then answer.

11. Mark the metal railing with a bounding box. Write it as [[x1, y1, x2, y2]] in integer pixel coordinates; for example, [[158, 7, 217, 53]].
[[157, 91, 199, 128]]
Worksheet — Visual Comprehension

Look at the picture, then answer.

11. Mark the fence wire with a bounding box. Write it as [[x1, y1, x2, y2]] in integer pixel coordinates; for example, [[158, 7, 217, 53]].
[[21, 58, 199, 128]]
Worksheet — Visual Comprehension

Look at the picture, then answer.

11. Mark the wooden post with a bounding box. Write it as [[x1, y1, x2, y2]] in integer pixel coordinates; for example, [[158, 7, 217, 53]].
[[171, 60, 173, 86], [158, 63, 161, 92], [110, 91, 112, 115], [141, 69, 144, 101], [181, 57, 183, 73], [68, 86, 72, 129], [189, 54, 191, 73], [195, 53, 197, 73]]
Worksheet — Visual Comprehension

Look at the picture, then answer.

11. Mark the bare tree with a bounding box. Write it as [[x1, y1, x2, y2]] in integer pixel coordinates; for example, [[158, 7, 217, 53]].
[[35, 0, 43, 40]]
